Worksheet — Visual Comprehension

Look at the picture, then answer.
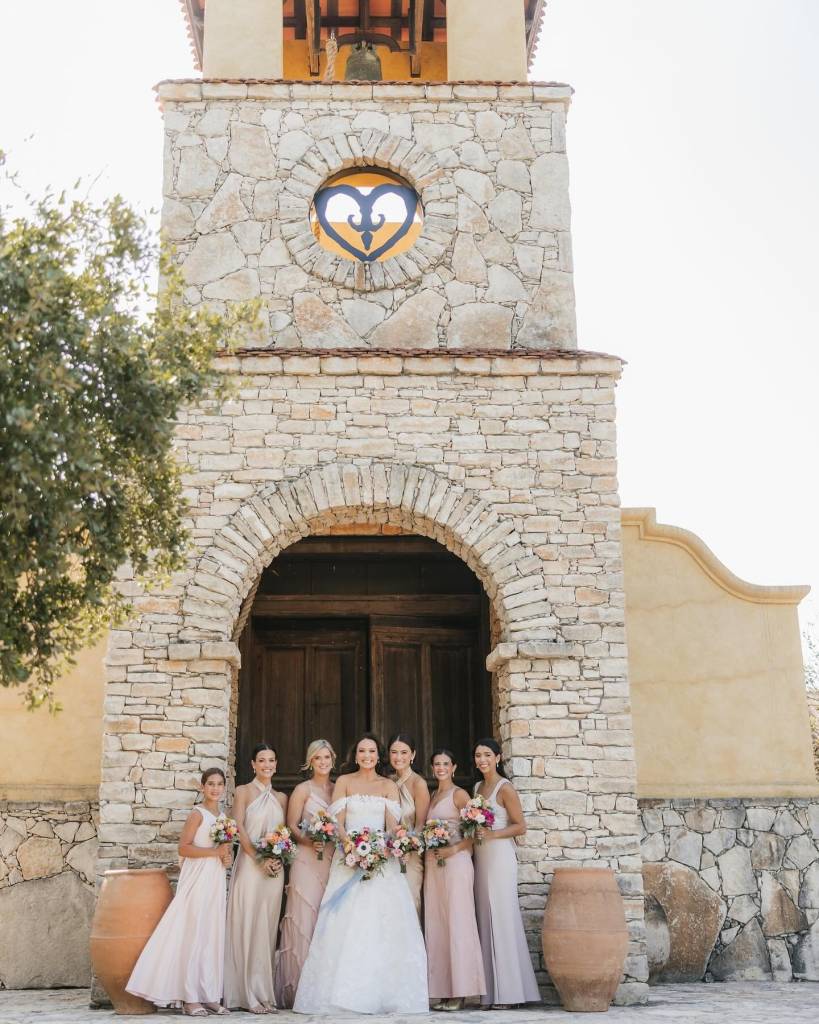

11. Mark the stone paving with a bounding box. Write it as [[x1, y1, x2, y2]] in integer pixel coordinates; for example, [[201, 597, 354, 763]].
[[1, 986, 817, 1024]]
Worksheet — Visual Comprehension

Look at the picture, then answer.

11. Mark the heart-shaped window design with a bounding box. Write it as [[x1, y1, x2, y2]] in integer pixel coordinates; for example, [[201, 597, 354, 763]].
[[310, 168, 423, 264]]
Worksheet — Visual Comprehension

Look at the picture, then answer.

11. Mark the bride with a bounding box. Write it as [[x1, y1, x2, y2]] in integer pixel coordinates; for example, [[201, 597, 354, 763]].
[[293, 733, 429, 1015]]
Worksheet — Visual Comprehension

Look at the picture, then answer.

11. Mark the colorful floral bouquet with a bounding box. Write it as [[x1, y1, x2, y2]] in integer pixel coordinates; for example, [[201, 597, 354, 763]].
[[209, 814, 239, 845], [299, 809, 340, 861], [343, 827, 389, 881], [421, 818, 452, 867], [255, 826, 297, 870], [459, 795, 496, 845], [386, 826, 425, 874]]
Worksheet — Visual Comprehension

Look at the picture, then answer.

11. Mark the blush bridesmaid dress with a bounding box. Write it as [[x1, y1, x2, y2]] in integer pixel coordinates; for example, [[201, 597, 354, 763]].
[[423, 789, 486, 1003], [396, 773, 424, 918], [126, 806, 226, 1008], [274, 785, 333, 1008], [224, 781, 285, 1010], [473, 778, 541, 1006]]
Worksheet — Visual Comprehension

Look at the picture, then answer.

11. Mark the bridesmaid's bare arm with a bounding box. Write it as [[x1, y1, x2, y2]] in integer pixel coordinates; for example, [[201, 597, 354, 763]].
[[287, 782, 310, 842], [230, 784, 259, 858], [383, 779, 401, 832], [412, 773, 431, 826], [178, 808, 227, 861], [485, 782, 527, 841]]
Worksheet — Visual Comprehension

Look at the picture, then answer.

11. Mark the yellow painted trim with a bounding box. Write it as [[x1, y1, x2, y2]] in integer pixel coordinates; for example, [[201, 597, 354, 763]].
[[621, 507, 811, 607]]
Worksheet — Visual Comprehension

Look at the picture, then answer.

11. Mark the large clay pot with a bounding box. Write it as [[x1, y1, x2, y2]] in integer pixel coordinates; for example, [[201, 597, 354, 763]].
[[541, 866, 629, 1013], [90, 868, 173, 1015]]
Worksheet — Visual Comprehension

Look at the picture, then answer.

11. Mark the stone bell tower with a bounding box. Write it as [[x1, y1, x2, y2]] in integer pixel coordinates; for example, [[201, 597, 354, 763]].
[[98, 0, 647, 1005]]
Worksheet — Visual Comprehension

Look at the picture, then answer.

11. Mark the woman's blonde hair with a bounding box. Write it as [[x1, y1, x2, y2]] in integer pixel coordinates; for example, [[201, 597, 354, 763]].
[[301, 738, 338, 773]]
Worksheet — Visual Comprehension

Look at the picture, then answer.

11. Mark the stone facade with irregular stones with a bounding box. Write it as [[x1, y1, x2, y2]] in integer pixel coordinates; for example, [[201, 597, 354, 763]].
[[641, 798, 819, 983], [158, 80, 577, 351], [0, 802, 97, 988], [98, 349, 648, 1003]]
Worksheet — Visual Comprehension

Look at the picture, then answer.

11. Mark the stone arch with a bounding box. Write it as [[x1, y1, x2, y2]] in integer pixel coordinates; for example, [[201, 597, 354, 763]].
[[279, 129, 454, 291], [182, 461, 542, 649]]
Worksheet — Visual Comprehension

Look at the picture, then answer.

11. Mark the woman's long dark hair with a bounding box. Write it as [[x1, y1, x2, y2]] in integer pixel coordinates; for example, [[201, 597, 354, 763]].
[[339, 732, 388, 776], [472, 736, 509, 785]]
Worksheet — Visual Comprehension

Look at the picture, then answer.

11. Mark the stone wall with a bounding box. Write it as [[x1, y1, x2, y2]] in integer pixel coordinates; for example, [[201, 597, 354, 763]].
[[157, 79, 577, 351], [0, 801, 98, 988], [640, 798, 819, 984], [98, 349, 648, 1003]]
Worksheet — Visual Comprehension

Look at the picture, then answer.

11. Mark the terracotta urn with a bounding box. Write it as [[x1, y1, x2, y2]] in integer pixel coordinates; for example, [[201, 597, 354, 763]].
[[90, 868, 173, 1015], [541, 866, 629, 1013]]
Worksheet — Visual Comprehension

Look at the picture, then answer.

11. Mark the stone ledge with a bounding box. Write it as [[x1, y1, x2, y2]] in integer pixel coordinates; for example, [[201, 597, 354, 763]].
[[155, 78, 574, 107], [486, 641, 574, 671]]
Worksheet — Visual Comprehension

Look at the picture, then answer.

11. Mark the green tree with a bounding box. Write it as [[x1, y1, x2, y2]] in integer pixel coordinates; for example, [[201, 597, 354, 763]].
[[1, 174, 254, 709]]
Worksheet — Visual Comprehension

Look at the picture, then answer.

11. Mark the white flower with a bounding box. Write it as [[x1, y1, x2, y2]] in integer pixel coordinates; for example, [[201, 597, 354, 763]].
[[357, 841, 371, 856]]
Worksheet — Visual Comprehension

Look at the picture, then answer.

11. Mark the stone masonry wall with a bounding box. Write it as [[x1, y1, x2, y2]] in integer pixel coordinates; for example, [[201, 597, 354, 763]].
[[0, 802, 98, 988], [99, 350, 647, 1003], [157, 80, 577, 351], [641, 798, 819, 984]]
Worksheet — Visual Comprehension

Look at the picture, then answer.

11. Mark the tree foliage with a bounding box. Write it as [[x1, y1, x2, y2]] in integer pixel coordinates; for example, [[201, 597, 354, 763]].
[[1, 173, 254, 709]]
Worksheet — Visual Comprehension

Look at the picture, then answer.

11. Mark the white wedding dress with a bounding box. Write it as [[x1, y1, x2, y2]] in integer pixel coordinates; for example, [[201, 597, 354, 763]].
[[293, 794, 429, 1015]]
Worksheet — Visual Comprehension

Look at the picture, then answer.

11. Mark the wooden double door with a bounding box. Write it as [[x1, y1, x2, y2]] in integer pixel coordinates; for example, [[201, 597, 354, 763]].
[[236, 617, 488, 791]]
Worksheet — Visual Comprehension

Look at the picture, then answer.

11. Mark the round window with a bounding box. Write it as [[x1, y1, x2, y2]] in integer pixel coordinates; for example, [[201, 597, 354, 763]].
[[310, 168, 423, 264]]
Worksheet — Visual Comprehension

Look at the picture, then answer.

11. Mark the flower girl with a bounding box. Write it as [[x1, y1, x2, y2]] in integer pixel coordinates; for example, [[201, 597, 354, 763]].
[[126, 767, 234, 1016]]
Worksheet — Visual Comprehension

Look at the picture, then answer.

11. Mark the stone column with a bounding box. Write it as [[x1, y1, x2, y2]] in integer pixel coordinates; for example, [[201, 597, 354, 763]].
[[203, 0, 283, 80], [490, 643, 648, 1005]]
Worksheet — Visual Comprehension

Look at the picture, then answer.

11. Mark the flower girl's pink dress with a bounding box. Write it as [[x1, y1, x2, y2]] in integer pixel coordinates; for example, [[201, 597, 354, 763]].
[[126, 806, 226, 1006]]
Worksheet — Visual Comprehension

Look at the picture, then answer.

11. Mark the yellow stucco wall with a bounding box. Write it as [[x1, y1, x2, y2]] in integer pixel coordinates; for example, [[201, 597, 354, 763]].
[[2, 511, 816, 802], [623, 508, 818, 798], [0, 639, 106, 802]]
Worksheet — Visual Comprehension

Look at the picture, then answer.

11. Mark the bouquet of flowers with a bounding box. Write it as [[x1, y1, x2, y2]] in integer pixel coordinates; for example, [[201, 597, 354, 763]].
[[343, 827, 389, 881], [421, 818, 452, 867], [299, 808, 340, 861], [459, 795, 496, 845], [255, 826, 297, 870], [386, 826, 425, 874], [209, 814, 239, 845]]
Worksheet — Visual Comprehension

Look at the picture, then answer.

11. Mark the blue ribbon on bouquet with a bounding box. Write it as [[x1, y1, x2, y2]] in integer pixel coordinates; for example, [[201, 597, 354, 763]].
[[312, 869, 365, 940]]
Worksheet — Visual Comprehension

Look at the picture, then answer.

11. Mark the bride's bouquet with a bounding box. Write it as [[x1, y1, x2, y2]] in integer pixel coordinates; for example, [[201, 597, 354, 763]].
[[386, 826, 424, 874], [255, 826, 297, 870], [209, 814, 239, 845], [299, 808, 340, 861], [343, 827, 389, 881], [421, 819, 452, 868], [459, 795, 496, 845]]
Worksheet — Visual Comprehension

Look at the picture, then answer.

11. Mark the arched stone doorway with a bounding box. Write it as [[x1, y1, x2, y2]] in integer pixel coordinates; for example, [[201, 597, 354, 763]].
[[233, 531, 493, 790]]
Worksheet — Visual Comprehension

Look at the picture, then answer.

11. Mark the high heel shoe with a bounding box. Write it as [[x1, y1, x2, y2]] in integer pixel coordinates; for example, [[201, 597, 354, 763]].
[[183, 1005, 209, 1017]]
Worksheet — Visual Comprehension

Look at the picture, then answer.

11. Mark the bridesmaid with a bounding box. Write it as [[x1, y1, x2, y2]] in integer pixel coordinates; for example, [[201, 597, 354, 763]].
[[224, 743, 288, 1014], [126, 767, 233, 1016], [424, 749, 486, 1012], [388, 732, 430, 918], [472, 738, 540, 1008], [274, 739, 336, 1009]]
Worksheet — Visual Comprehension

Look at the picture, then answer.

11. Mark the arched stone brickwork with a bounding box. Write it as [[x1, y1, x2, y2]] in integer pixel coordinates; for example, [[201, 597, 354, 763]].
[[279, 129, 454, 291], [183, 460, 537, 649]]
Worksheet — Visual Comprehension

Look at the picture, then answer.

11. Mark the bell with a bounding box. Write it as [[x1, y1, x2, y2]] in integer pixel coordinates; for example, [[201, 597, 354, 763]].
[[344, 42, 383, 82]]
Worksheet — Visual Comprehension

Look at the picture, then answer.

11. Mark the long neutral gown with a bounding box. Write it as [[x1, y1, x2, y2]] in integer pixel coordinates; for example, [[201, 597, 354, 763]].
[[126, 806, 226, 1006], [293, 794, 428, 1015], [274, 786, 333, 1008], [423, 789, 486, 1001], [224, 781, 285, 1010], [396, 772, 424, 918], [473, 779, 541, 1006]]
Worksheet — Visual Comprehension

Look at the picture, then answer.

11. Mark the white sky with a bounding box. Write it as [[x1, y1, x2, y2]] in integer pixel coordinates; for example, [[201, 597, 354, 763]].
[[2, 0, 817, 631]]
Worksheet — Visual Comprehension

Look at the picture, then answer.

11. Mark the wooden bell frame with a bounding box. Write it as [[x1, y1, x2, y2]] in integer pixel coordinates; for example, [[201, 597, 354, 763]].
[[301, 0, 429, 77]]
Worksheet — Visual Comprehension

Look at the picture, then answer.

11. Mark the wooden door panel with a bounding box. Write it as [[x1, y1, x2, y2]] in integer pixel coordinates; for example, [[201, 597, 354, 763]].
[[237, 624, 366, 790], [371, 624, 484, 781]]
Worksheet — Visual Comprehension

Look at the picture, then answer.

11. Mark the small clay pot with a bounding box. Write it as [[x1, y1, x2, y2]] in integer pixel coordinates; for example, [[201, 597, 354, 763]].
[[90, 868, 173, 1015], [541, 866, 629, 1013]]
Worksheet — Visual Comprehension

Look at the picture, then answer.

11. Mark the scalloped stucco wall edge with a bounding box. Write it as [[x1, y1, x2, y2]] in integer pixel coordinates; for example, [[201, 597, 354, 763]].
[[621, 507, 811, 607]]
